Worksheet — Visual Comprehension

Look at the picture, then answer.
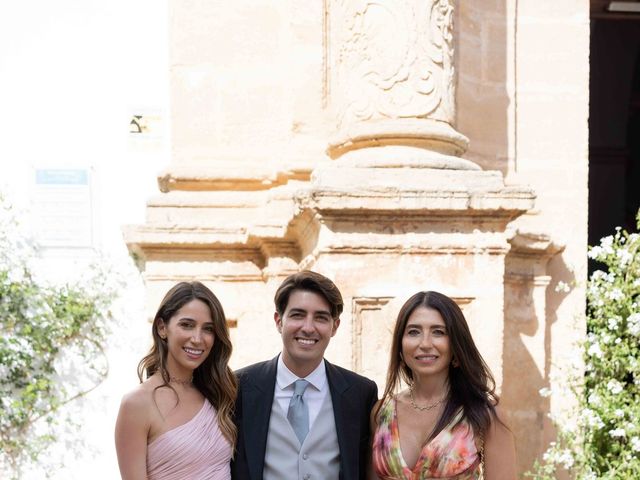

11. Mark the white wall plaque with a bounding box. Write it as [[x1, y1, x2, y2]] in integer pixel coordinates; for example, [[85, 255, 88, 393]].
[[32, 168, 93, 248]]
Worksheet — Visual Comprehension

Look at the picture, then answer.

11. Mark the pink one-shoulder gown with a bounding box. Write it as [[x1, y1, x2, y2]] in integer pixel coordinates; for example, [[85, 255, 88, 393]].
[[147, 400, 231, 480]]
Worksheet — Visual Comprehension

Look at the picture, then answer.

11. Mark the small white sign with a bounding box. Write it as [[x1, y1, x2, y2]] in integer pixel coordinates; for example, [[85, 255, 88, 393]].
[[32, 168, 93, 248]]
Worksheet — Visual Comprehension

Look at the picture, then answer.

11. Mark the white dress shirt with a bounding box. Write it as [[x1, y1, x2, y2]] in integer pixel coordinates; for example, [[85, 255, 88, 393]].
[[274, 354, 329, 431]]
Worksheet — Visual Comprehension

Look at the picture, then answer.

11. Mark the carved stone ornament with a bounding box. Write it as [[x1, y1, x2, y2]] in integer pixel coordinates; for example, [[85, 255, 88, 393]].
[[328, 0, 468, 159]]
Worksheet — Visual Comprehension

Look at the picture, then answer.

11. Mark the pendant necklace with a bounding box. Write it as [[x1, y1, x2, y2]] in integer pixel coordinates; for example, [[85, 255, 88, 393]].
[[409, 384, 445, 411]]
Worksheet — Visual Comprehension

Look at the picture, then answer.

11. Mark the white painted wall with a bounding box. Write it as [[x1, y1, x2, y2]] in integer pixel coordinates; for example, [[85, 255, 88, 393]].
[[0, 1, 168, 477]]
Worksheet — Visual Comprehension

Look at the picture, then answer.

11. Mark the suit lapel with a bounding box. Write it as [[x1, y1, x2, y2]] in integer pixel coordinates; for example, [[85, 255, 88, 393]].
[[243, 356, 278, 480], [326, 360, 358, 480]]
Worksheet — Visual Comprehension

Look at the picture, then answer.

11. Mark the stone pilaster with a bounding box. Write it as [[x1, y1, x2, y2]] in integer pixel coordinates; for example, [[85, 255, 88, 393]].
[[503, 231, 564, 472]]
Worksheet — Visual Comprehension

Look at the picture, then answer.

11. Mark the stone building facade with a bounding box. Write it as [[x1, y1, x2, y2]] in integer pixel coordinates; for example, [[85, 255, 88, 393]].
[[124, 1, 590, 473]]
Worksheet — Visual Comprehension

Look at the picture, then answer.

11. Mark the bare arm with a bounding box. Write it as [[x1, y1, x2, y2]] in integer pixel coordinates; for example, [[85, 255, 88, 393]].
[[114, 392, 151, 480], [483, 406, 516, 480], [368, 399, 381, 480]]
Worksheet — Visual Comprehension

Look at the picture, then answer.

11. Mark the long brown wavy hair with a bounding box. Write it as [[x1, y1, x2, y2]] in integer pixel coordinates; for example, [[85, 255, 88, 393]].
[[377, 291, 500, 443], [137, 281, 237, 445]]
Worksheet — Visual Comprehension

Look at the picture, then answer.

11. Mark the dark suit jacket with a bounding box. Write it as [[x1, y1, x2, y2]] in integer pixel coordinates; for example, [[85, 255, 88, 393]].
[[231, 356, 378, 480]]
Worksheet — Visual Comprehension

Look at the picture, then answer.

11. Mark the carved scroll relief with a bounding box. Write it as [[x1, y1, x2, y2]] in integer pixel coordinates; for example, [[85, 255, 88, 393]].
[[329, 0, 456, 128]]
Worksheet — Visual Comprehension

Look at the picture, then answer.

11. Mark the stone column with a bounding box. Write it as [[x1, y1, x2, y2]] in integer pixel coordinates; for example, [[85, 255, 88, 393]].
[[326, 0, 475, 170], [306, 0, 536, 392]]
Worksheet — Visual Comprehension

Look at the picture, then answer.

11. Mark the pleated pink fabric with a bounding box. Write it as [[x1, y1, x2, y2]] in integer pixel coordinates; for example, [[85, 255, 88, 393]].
[[147, 400, 232, 480]]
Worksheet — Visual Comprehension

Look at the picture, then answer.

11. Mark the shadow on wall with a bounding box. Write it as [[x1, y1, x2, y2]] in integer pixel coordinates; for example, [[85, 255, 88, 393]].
[[502, 251, 574, 474], [457, 2, 578, 472]]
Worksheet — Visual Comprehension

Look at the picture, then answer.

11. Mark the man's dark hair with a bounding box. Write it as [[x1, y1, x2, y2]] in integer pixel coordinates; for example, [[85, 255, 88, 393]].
[[274, 270, 343, 319]]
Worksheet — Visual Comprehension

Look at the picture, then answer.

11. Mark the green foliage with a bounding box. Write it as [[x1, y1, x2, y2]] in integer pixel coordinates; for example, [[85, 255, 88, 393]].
[[527, 212, 640, 479], [0, 195, 120, 477]]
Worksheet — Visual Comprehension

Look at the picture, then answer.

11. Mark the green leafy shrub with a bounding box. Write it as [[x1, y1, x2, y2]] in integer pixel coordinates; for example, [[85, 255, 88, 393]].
[[528, 212, 640, 479], [0, 195, 121, 477]]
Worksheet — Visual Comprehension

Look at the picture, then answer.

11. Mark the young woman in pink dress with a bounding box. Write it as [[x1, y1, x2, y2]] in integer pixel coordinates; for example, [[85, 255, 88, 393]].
[[115, 282, 237, 480], [370, 291, 516, 480]]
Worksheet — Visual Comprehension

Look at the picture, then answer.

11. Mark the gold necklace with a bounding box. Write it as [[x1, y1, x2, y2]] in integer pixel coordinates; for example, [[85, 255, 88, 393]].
[[409, 385, 445, 411], [169, 375, 193, 386]]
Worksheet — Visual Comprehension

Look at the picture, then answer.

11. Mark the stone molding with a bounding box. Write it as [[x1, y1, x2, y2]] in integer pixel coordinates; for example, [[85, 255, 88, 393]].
[[351, 296, 393, 373], [157, 164, 310, 192]]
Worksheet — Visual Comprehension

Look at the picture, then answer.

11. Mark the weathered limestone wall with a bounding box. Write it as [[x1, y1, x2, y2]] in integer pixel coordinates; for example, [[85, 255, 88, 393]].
[[458, 0, 590, 471], [125, 1, 590, 474]]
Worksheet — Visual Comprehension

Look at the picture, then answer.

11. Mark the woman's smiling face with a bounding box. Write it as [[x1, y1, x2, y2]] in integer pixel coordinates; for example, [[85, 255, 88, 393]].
[[401, 306, 452, 381], [158, 298, 215, 377]]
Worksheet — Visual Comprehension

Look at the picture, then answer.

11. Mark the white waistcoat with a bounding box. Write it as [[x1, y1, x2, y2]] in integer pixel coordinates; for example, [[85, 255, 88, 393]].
[[263, 389, 341, 480]]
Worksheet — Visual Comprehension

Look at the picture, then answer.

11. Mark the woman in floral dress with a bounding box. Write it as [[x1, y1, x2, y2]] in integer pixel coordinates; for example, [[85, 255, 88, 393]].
[[370, 291, 516, 480]]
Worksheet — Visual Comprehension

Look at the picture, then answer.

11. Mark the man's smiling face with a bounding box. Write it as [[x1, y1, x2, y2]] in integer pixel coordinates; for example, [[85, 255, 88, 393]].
[[275, 289, 340, 378]]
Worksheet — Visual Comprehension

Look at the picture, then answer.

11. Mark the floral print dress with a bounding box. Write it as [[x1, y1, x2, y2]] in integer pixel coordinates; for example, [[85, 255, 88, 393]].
[[372, 397, 481, 479]]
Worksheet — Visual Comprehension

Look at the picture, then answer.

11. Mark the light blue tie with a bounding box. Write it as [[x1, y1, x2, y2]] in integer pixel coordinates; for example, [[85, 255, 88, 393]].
[[287, 379, 310, 444]]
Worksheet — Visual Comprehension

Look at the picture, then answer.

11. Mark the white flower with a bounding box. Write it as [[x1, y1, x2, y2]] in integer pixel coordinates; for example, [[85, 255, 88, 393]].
[[614, 409, 625, 418], [539, 387, 552, 398], [610, 428, 626, 438], [588, 246, 603, 260], [608, 317, 619, 330], [583, 409, 605, 429], [616, 248, 633, 266], [542, 446, 575, 468], [628, 313, 640, 337], [558, 450, 574, 469], [588, 342, 603, 359], [606, 288, 625, 301], [588, 392, 602, 407], [607, 379, 624, 394], [631, 436, 640, 452], [555, 281, 571, 293]]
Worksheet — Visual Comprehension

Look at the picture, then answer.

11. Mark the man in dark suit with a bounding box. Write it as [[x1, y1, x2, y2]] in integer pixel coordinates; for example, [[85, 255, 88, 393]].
[[231, 270, 378, 480]]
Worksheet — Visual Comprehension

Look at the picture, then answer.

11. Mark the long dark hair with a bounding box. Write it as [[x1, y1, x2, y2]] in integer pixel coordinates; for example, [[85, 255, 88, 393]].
[[137, 281, 237, 445], [378, 291, 500, 442]]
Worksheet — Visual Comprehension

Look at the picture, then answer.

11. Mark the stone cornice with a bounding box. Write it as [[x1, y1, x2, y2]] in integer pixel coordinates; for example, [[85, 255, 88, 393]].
[[157, 165, 311, 192], [507, 229, 565, 258]]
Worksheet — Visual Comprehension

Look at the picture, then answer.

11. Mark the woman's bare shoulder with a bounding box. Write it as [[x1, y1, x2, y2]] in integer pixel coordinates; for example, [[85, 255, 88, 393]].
[[119, 377, 163, 414], [491, 404, 510, 427]]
